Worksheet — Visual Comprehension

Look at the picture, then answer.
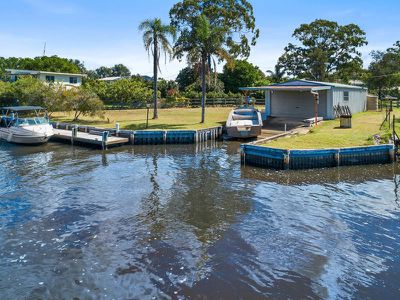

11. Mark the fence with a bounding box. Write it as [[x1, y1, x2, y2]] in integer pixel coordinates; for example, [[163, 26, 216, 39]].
[[241, 144, 395, 170], [103, 98, 265, 110]]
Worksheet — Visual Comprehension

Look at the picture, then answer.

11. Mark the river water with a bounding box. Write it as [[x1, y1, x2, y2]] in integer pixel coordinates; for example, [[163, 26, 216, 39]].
[[0, 140, 399, 299]]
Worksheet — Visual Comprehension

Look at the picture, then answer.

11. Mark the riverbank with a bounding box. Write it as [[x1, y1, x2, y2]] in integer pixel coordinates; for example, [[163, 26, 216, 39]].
[[263, 110, 393, 149], [52, 107, 241, 130]]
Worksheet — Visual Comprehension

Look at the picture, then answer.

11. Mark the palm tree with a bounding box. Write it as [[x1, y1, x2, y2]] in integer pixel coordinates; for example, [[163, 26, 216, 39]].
[[174, 15, 232, 123], [139, 18, 175, 119], [266, 64, 286, 83]]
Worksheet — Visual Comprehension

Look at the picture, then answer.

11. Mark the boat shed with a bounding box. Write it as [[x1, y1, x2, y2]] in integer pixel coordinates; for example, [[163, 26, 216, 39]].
[[240, 80, 368, 120]]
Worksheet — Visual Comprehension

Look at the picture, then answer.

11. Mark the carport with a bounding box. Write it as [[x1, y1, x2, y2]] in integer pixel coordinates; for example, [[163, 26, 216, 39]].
[[240, 80, 333, 123]]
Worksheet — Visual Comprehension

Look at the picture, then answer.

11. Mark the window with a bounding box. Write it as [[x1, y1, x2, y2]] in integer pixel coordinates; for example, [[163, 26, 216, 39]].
[[69, 77, 78, 84], [343, 91, 349, 101], [45, 75, 55, 82]]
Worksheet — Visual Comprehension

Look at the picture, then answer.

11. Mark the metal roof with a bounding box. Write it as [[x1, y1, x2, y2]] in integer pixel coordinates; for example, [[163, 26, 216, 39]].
[[1, 106, 45, 112], [301, 79, 366, 90], [239, 85, 330, 92], [5, 69, 86, 77], [240, 79, 367, 92]]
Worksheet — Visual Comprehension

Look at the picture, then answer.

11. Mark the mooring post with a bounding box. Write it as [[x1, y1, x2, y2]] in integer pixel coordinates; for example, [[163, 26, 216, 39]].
[[392, 115, 396, 142], [389, 144, 395, 163], [129, 132, 135, 145], [163, 131, 167, 144], [102, 131, 109, 150], [115, 123, 120, 137], [335, 149, 340, 167], [71, 125, 78, 145], [283, 150, 290, 170]]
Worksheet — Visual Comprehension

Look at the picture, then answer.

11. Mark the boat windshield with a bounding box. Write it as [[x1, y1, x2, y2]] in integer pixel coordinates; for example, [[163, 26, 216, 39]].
[[14, 117, 49, 127]]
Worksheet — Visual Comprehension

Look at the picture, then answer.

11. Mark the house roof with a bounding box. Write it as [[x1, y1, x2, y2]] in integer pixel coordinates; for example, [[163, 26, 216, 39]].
[[98, 76, 123, 81], [5, 69, 86, 77], [240, 79, 367, 92]]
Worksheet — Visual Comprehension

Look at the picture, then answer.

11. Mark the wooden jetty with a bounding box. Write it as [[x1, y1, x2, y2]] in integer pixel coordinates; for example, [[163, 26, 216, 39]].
[[49, 122, 223, 149], [51, 128, 128, 149]]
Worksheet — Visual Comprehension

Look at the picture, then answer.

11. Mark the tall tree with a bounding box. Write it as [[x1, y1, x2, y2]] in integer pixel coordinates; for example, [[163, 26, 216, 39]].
[[368, 41, 400, 99], [170, 0, 259, 123], [139, 18, 175, 119], [112, 64, 131, 77], [94, 66, 114, 78], [278, 19, 367, 81], [221, 59, 268, 93], [0, 55, 84, 75]]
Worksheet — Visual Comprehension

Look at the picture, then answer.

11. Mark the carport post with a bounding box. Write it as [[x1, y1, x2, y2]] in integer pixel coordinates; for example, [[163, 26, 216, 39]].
[[311, 91, 319, 126]]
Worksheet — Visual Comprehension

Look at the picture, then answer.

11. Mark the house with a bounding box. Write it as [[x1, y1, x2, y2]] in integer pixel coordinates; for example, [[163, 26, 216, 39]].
[[5, 69, 86, 87], [240, 80, 368, 120]]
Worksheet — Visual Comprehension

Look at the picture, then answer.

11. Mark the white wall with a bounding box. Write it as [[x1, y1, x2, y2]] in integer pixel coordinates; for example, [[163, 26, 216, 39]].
[[38, 74, 82, 86], [332, 88, 367, 114]]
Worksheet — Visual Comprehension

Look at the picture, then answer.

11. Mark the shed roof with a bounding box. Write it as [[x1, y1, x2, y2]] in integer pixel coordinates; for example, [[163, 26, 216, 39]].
[[240, 79, 367, 92]]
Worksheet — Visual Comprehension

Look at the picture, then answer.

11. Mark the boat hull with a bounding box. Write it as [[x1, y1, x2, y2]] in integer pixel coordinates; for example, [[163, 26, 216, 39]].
[[225, 107, 263, 139], [226, 125, 262, 139], [0, 125, 54, 145]]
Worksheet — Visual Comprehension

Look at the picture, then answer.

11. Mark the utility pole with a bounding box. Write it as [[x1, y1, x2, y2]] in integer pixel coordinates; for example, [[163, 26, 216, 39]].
[[42, 42, 46, 56]]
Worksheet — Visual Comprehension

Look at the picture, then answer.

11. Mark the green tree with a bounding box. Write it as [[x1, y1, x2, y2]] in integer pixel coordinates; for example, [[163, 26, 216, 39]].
[[0, 81, 13, 106], [106, 78, 153, 107], [11, 77, 53, 106], [95, 66, 114, 78], [278, 19, 367, 81], [158, 79, 178, 98], [139, 18, 176, 119], [112, 64, 131, 77], [64, 88, 104, 121], [221, 60, 268, 93], [170, 0, 259, 123], [176, 66, 197, 90], [0, 56, 84, 74], [367, 41, 400, 99]]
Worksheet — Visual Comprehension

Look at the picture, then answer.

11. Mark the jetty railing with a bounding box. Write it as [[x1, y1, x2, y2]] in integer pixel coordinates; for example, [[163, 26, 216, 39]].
[[241, 144, 395, 170]]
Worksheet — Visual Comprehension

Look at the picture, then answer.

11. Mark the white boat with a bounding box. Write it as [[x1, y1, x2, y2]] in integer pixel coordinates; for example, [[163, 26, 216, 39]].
[[0, 106, 54, 145], [226, 106, 263, 139]]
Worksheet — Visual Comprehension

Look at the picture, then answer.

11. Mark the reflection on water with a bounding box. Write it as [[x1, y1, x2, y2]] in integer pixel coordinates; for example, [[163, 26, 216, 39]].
[[0, 140, 399, 299]]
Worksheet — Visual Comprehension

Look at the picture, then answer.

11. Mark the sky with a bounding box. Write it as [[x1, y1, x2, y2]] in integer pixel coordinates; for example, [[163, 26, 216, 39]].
[[1, 0, 400, 79]]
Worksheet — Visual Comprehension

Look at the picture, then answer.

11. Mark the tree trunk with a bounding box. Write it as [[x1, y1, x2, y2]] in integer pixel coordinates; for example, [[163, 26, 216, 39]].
[[153, 38, 158, 119], [201, 53, 206, 123]]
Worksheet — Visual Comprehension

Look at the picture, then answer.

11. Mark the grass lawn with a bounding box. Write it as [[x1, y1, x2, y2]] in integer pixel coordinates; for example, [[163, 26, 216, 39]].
[[52, 107, 238, 130], [264, 110, 395, 149]]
